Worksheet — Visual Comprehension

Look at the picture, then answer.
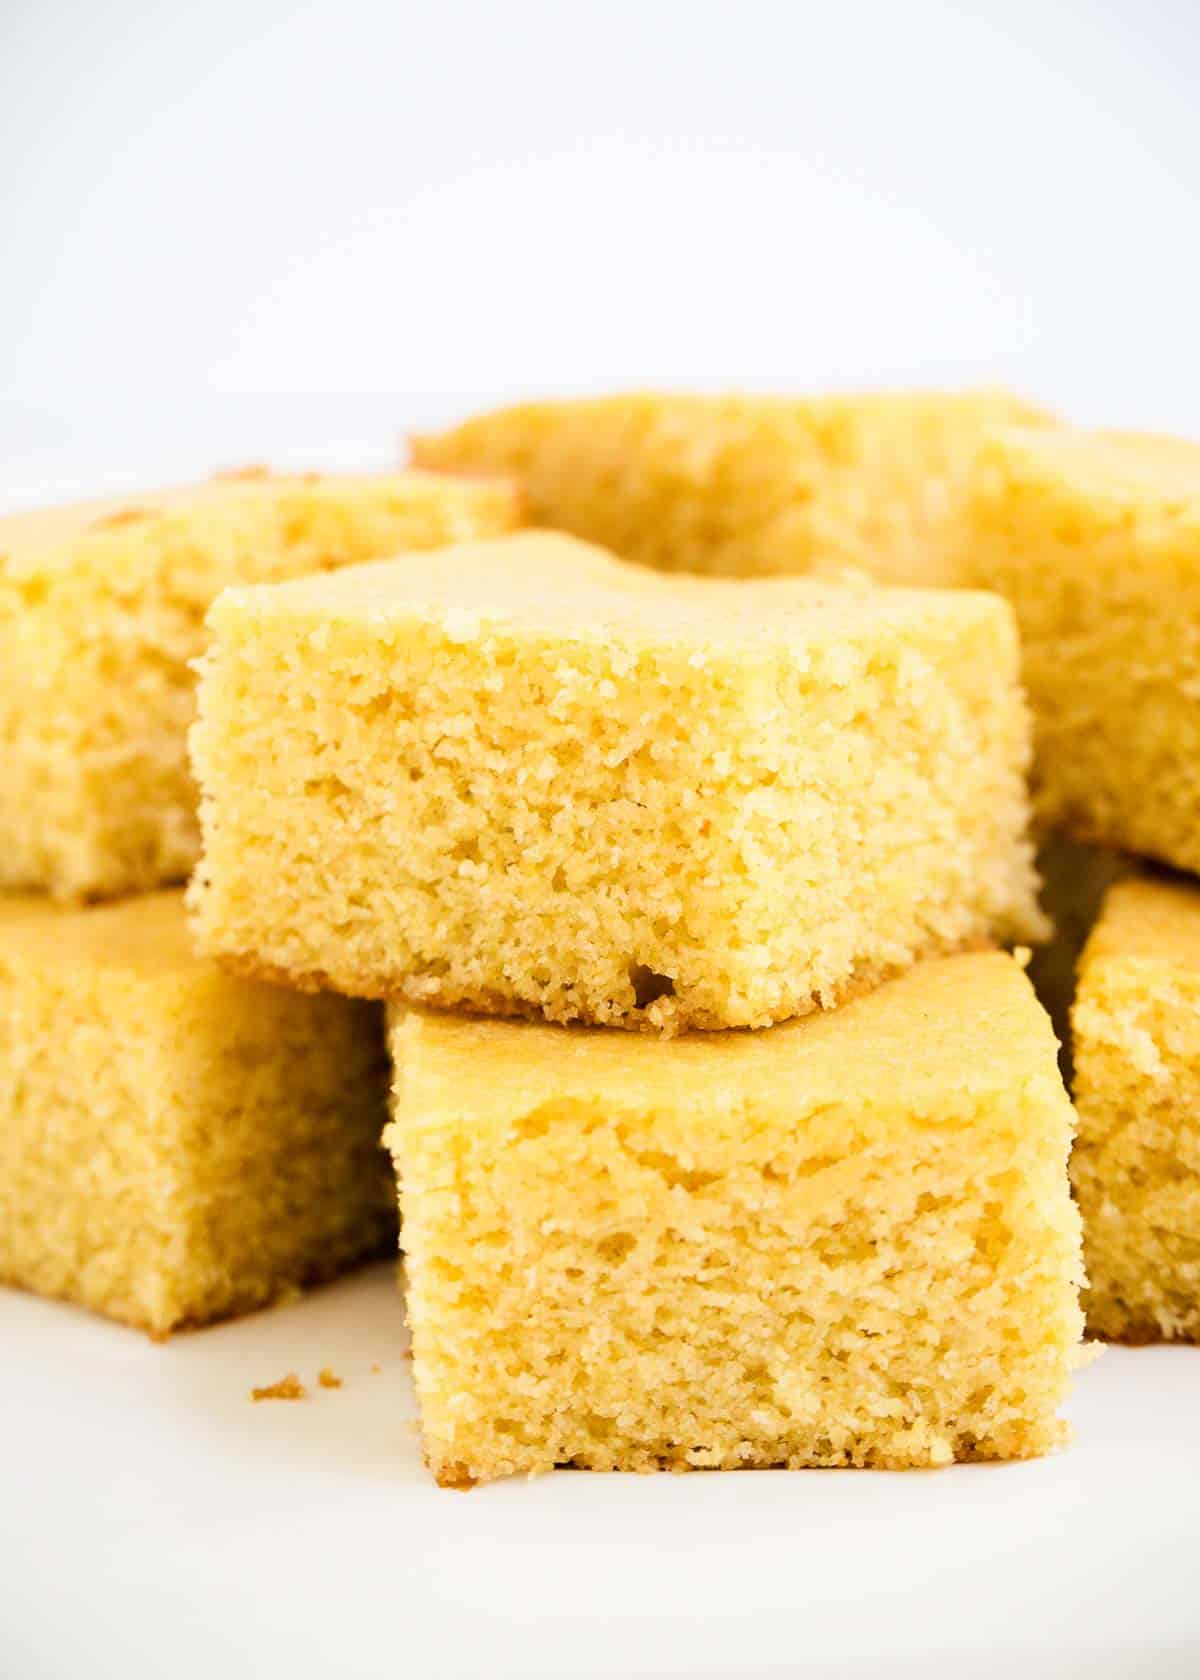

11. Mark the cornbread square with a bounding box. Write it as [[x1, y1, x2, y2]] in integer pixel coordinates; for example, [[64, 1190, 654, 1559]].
[[385, 953, 1084, 1485], [191, 532, 1044, 1033], [411, 388, 1052, 584], [0, 468, 520, 901], [0, 892, 392, 1335], [1072, 876, 1200, 1342], [967, 426, 1200, 873]]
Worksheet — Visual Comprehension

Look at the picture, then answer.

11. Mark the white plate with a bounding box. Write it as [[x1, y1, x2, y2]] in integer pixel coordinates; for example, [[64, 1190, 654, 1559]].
[[2, 1264, 1198, 1680]]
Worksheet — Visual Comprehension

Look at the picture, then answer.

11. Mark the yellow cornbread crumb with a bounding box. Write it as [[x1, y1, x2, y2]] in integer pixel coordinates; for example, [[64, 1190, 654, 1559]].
[[190, 532, 1044, 1033], [0, 892, 394, 1336], [1072, 876, 1200, 1342], [966, 426, 1200, 874], [384, 953, 1084, 1485], [0, 469, 521, 901], [252, 1374, 307, 1402], [318, 1367, 343, 1389], [411, 388, 1051, 584]]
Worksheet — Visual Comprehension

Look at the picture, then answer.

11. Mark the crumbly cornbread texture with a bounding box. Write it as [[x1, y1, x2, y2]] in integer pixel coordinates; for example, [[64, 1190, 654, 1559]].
[[411, 389, 1051, 584], [966, 426, 1200, 872], [190, 532, 1044, 1033], [0, 469, 520, 901], [0, 892, 393, 1335], [1072, 877, 1200, 1342], [385, 954, 1084, 1485]]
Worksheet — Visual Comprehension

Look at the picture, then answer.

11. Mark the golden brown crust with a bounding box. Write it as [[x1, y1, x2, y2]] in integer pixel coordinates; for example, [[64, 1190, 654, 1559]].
[[0, 1229, 392, 1340], [433, 1460, 479, 1490], [202, 945, 338, 997], [429, 1424, 1067, 1484], [206, 935, 997, 1036], [1084, 1313, 1194, 1347]]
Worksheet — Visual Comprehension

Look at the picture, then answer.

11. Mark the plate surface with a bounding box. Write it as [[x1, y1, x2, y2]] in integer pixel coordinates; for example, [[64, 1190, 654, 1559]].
[[2, 1264, 1198, 1680]]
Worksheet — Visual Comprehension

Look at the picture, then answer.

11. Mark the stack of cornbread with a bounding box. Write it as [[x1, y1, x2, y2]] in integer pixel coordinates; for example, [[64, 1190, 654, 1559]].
[[0, 468, 522, 1332], [187, 526, 1078, 1481], [420, 398, 1200, 1361], [2, 389, 1196, 1486]]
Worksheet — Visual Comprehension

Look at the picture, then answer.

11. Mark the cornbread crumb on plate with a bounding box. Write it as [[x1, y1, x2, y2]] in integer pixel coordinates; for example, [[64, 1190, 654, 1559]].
[[384, 952, 1084, 1486], [966, 425, 1200, 873], [411, 388, 1052, 584], [252, 1374, 307, 1402], [0, 892, 394, 1336], [318, 1367, 343, 1389], [0, 468, 521, 901], [1072, 876, 1200, 1343], [191, 531, 1044, 1033]]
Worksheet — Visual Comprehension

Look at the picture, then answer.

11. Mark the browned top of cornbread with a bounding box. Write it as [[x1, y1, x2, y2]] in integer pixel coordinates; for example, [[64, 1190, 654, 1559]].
[[1081, 877, 1200, 974], [0, 468, 521, 584], [982, 426, 1200, 526], [396, 951, 1060, 1127], [217, 529, 1015, 652], [0, 891, 201, 977]]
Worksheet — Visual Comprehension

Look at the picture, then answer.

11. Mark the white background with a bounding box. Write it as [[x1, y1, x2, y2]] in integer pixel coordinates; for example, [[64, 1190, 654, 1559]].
[[2, 0, 1200, 484], [3, 5, 1200, 1676]]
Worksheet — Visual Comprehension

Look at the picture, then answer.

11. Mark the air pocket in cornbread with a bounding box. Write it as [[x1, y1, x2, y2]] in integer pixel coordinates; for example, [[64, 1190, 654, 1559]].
[[384, 953, 1084, 1485], [0, 892, 392, 1335], [190, 532, 1045, 1033], [1072, 876, 1200, 1342], [0, 469, 521, 900]]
